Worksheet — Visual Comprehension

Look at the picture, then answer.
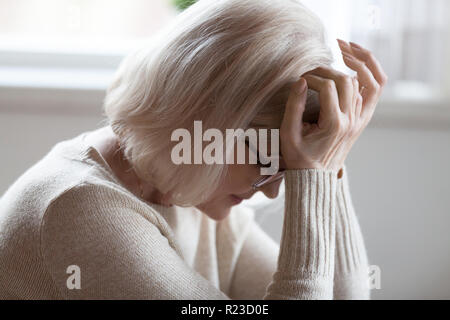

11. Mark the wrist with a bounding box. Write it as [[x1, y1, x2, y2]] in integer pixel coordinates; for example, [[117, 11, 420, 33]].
[[284, 159, 344, 172]]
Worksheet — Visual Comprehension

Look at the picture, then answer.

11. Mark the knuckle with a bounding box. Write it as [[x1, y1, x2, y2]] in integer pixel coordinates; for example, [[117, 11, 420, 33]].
[[367, 51, 376, 62], [380, 73, 389, 86], [373, 82, 381, 92], [323, 79, 336, 91], [356, 92, 363, 102], [340, 75, 353, 88], [369, 81, 381, 92], [334, 117, 348, 135], [330, 122, 341, 135], [339, 74, 352, 83], [354, 59, 365, 68], [290, 82, 304, 97]]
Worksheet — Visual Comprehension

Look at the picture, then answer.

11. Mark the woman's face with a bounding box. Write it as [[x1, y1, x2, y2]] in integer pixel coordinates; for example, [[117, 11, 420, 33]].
[[196, 138, 285, 221]]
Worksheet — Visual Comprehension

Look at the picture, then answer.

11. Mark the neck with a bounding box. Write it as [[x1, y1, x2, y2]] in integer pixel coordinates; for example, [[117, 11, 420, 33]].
[[89, 126, 172, 207]]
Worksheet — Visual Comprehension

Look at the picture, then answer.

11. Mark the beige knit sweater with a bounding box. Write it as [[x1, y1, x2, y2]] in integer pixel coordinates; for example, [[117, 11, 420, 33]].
[[0, 128, 370, 299]]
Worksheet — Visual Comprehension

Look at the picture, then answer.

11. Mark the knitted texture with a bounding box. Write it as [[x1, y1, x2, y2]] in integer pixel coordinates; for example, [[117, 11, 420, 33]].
[[0, 128, 370, 299]]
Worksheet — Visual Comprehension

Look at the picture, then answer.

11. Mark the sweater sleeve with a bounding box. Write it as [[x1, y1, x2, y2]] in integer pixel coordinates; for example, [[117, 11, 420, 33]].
[[40, 170, 368, 300], [231, 168, 370, 300], [263, 169, 338, 299], [333, 166, 371, 299], [40, 183, 230, 299]]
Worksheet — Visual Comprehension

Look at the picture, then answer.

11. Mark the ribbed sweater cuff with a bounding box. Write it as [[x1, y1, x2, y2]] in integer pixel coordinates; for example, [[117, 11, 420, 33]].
[[278, 169, 339, 278], [334, 166, 369, 275]]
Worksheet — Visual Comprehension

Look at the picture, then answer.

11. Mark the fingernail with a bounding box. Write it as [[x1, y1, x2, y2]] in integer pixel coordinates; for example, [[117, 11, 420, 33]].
[[337, 39, 348, 47]]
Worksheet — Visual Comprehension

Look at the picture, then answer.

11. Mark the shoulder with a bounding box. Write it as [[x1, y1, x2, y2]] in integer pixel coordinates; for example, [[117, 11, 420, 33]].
[[40, 182, 164, 237], [0, 130, 112, 222], [39, 182, 181, 264]]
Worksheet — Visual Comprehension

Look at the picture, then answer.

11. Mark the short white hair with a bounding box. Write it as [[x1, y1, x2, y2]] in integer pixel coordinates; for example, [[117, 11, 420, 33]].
[[103, 0, 333, 206]]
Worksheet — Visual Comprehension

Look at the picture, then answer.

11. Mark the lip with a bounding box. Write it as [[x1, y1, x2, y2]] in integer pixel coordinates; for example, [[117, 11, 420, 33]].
[[230, 195, 244, 205]]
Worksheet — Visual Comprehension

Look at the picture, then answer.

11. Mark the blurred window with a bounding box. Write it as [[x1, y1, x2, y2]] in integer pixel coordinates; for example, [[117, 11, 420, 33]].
[[304, 0, 450, 102], [0, 0, 449, 102], [0, 0, 177, 53], [0, 0, 177, 90]]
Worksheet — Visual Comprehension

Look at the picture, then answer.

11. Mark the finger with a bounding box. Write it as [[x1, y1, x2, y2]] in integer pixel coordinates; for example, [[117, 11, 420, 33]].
[[355, 91, 363, 119], [282, 77, 308, 136], [341, 52, 380, 108], [353, 77, 363, 118], [351, 77, 359, 120], [338, 39, 388, 87], [337, 39, 352, 52], [349, 42, 389, 87], [338, 40, 369, 93], [304, 66, 354, 114], [302, 74, 341, 129]]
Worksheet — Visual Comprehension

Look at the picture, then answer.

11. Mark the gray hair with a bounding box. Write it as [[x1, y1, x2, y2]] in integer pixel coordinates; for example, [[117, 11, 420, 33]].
[[103, 0, 333, 206]]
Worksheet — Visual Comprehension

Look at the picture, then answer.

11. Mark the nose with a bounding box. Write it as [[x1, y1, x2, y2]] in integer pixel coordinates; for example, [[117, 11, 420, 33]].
[[260, 179, 283, 199]]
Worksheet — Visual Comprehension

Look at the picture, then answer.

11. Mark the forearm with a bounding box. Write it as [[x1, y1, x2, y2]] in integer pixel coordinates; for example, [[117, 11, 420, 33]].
[[263, 169, 338, 300]]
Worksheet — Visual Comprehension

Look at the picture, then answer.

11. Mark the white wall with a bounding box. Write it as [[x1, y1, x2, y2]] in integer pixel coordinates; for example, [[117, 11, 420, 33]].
[[1, 107, 450, 299], [333, 125, 450, 299]]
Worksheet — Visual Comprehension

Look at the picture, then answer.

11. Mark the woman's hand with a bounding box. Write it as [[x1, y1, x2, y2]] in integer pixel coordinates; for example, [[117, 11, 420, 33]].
[[280, 40, 388, 171]]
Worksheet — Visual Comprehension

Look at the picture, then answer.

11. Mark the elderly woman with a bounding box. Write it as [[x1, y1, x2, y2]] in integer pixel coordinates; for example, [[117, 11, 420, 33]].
[[0, 0, 387, 299]]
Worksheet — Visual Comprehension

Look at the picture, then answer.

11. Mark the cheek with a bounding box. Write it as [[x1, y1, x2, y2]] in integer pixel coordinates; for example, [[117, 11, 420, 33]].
[[224, 164, 257, 192], [200, 164, 259, 207]]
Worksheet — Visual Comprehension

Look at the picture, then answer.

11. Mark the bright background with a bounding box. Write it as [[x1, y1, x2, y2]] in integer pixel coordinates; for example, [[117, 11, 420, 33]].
[[1, 0, 450, 299]]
